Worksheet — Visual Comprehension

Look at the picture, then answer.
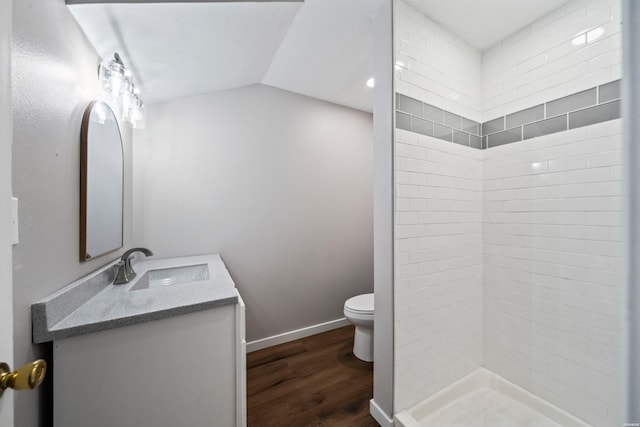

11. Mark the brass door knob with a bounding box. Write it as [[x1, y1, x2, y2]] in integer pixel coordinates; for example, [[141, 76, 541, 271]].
[[0, 360, 47, 397]]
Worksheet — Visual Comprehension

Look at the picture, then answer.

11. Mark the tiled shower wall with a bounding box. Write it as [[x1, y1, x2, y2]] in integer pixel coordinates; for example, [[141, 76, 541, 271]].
[[394, 0, 484, 411], [483, 119, 621, 427], [394, 1, 482, 122], [394, 0, 622, 424], [394, 129, 483, 410], [481, 1, 622, 425], [482, 0, 622, 121]]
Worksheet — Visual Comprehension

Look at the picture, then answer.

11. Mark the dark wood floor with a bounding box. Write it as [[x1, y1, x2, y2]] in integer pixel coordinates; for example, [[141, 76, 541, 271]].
[[247, 326, 379, 427]]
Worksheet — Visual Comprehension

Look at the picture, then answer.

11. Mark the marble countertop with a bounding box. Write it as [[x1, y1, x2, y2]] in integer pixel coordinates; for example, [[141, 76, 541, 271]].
[[32, 254, 239, 343]]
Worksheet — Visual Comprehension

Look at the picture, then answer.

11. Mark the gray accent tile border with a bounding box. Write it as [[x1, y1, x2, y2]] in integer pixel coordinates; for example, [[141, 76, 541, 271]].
[[523, 115, 568, 140], [424, 104, 444, 123], [444, 111, 462, 130], [569, 100, 621, 129], [395, 79, 621, 150], [478, 79, 620, 150], [397, 94, 423, 117], [396, 111, 411, 131], [462, 117, 481, 135], [506, 105, 544, 129], [599, 80, 621, 103], [482, 117, 505, 136], [487, 127, 523, 148], [453, 130, 470, 146], [546, 88, 597, 118], [434, 123, 453, 142], [412, 116, 434, 137], [395, 94, 481, 149], [470, 135, 482, 150]]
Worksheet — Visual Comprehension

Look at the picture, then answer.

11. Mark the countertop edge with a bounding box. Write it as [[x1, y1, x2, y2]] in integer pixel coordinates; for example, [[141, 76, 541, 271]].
[[33, 294, 238, 344]]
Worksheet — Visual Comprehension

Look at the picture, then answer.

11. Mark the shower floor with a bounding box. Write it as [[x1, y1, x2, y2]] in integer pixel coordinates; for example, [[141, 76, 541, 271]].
[[395, 368, 590, 427], [417, 388, 561, 427]]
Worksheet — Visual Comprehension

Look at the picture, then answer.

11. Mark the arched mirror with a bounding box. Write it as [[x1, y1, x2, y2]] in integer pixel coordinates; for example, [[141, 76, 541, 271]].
[[80, 101, 124, 262]]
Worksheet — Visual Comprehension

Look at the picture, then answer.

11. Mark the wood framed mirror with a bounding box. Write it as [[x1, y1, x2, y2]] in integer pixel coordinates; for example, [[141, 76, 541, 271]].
[[80, 101, 124, 262]]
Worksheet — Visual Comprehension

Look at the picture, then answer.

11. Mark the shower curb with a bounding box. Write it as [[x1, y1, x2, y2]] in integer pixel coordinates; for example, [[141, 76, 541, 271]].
[[394, 367, 592, 427]]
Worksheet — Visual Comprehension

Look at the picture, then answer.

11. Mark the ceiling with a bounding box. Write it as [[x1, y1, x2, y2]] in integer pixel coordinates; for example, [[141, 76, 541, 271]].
[[69, 0, 383, 111], [69, 0, 568, 112], [404, 0, 569, 51]]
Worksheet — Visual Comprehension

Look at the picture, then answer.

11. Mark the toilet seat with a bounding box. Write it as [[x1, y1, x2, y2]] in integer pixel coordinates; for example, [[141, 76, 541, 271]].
[[344, 293, 374, 315]]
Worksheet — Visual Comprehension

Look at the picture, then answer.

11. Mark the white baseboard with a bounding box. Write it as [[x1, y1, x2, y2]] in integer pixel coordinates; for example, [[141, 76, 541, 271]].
[[370, 399, 394, 427], [246, 318, 350, 353]]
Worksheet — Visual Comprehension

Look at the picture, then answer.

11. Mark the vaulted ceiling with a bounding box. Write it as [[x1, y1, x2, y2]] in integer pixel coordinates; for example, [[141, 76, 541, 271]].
[[69, 0, 569, 113], [69, 0, 384, 112]]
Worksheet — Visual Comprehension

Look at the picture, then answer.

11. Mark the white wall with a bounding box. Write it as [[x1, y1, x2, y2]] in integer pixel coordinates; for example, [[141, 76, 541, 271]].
[[622, 1, 640, 421], [393, 0, 484, 412], [134, 84, 373, 343], [11, 1, 135, 425], [372, 0, 395, 423], [482, 0, 622, 121]]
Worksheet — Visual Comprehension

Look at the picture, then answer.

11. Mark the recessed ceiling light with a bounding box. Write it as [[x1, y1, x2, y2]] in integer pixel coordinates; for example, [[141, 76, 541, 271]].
[[366, 77, 375, 88]]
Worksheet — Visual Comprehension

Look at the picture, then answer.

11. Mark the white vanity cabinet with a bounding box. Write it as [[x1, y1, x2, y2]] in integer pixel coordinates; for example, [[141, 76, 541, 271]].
[[53, 296, 246, 427]]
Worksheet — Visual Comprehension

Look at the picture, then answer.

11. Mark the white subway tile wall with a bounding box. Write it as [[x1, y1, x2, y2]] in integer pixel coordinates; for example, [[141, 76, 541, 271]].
[[394, 129, 483, 410], [481, 1, 622, 425], [482, 0, 622, 122], [483, 119, 621, 427], [394, 0, 484, 411], [395, 1, 483, 122], [393, 0, 622, 424]]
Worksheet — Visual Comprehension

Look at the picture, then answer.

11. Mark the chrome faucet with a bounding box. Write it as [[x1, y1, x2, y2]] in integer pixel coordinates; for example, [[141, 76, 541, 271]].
[[114, 248, 154, 285]]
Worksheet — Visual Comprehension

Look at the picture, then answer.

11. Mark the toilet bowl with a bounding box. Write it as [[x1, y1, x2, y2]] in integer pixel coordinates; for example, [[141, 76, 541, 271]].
[[344, 293, 374, 362]]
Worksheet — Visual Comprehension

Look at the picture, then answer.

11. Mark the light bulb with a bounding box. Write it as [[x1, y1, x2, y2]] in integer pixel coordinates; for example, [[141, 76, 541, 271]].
[[98, 53, 145, 127]]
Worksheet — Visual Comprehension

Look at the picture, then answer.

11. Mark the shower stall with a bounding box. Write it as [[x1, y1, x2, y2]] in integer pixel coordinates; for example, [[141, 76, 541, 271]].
[[387, 0, 625, 425]]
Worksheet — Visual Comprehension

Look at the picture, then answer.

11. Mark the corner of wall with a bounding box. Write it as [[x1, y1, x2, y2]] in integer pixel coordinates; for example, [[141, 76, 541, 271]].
[[373, 0, 395, 420]]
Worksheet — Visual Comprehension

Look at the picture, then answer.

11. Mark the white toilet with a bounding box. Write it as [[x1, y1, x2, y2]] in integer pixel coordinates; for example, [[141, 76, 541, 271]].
[[344, 293, 374, 362]]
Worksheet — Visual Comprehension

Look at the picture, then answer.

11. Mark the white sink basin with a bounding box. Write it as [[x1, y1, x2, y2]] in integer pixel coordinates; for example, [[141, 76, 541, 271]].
[[129, 263, 210, 291]]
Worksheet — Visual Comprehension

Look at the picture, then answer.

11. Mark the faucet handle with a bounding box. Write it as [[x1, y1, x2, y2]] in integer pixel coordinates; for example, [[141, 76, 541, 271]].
[[120, 247, 154, 262], [116, 248, 153, 284], [114, 260, 130, 285]]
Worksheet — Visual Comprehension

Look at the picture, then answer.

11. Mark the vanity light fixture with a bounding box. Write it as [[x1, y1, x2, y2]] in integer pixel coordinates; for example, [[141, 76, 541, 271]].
[[98, 53, 145, 128]]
